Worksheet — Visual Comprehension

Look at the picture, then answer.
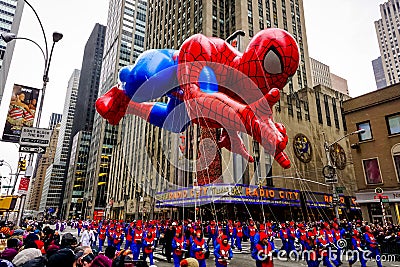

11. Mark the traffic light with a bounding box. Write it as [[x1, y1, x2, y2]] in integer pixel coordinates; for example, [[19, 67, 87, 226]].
[[18, 159, 26, 171]]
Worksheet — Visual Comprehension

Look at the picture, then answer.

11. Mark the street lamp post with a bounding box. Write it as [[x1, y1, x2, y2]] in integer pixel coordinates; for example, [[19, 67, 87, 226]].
[[1, 31, 63, 128], [323, 129, 365, 224], [0, 160, 13, 195], [0, 1, 63, 226]]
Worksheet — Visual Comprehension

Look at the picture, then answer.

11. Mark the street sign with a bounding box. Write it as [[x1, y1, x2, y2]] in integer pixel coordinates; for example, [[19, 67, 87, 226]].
[[19, 127, 52, 147], [336, 188, 344, 193], [374, 195, 388, 200], [325, 178, 338, 184], [19, 145, 46, 154], [382, 199, 389, 203]]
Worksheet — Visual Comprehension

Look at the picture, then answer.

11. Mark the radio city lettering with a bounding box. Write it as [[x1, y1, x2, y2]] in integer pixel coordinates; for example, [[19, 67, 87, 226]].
[[324, 195, 345, 204], [156, 184, 300, 204], [245, 187, 299, 200]]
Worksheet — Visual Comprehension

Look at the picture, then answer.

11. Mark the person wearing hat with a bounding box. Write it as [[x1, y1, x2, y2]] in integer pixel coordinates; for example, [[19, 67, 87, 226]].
[[0, 238, 19, 261], [112, 227, 124, 251], [279, 222, 289, 257], [124, 223, 133, 250], [214, 235, 232, 267], [206, 221, 218, 248], [265, 222, 274, 241], [303, 229, 319, 267], [184, 224, 194, 259], [12, 248, 42, 267], [107, 227, 115, 248], [233, 222, 243, 252], [98, 224, 107, 252], [348, 229, 366, 267], [363, 225, 382, 267], [91, 254, 112, 267], [164, 223, 176, 263], [60, 233, 78, 250], [172, 226, 186, 267], [246, 220, 257, 252], [251, 232, 277, 267], [295, 223, 306, 256], [225, 220, 234, 249], [287, 221, 297, 257], [316, 228, 334, 267], [78, 220, 84, 237], [131, 221, 143, 261], [142, 231, 156, 267], [331, 222, 343, 267], [191, 230, 208, 267], [180, 258, 199, 267]]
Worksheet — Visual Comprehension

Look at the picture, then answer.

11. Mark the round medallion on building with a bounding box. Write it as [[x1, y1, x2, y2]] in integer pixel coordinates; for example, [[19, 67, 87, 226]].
[[293, 133, 312, 163], [329, 143, 347, 170]]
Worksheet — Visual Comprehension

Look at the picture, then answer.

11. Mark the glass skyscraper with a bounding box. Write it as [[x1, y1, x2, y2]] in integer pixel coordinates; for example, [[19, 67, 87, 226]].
[[0, 0, 24, 104]]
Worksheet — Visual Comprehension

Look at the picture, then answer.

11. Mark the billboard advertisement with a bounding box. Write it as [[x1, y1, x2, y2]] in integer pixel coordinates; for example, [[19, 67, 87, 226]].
[[2, 84, 40, 142]]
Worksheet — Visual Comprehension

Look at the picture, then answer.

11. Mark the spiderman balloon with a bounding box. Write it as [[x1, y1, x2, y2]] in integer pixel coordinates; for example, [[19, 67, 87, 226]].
[[96, 28, 300, 169]]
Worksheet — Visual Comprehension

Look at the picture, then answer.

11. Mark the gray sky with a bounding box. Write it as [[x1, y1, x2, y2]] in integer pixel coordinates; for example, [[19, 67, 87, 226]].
[[0, 0, 385, 177]]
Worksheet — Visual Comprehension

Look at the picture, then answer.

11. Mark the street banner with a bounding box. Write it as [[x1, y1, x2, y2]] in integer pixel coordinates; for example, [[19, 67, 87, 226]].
[[2, 84, 40, 143], [17, 177, 30, 195]]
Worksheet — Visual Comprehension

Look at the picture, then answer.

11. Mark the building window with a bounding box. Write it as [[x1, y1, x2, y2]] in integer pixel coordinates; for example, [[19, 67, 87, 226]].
[[324, 95, 331, 126], [363, 158, 383, 185], [386, 113, 400, 135], [315, 92, 323, 124], [356, 121, 373, 141], [392, 144, 400, 182]]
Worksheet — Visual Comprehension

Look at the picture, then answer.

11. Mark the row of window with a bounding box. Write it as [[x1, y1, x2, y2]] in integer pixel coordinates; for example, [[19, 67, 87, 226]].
[[356, 113, 400, 142]]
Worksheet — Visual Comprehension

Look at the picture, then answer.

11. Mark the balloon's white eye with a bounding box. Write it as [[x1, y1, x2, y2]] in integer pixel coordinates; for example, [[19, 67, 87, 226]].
[[263, 48, 283, 75]]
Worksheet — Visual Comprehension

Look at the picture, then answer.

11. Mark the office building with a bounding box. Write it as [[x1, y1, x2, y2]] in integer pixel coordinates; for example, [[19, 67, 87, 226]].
[[26, 124, 60, 211], [62, 24, 106, 219], [84, 0, 147, 219], [310, 57, 332, 88], [374, 0, 400, 86], [343, 83, 400, 224], [48, 113, 62, 130], [310, 57, 349, 95], [39, 69, 80, 213], [146, 0, 312, 93], [0, 0, 24, 104], [63, 131, 91, 219], [372, 56, 387, 89]]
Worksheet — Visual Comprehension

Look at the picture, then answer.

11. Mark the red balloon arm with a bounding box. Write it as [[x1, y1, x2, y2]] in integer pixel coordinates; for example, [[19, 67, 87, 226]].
[[95, 85, 153, 125]]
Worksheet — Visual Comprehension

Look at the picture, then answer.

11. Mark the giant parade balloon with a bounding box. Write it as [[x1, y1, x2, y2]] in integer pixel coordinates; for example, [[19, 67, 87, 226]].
[[96, 28, 300, 169]]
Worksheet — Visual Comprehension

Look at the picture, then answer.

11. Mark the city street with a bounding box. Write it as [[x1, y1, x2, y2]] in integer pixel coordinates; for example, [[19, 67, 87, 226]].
[[58, 226, 399, 267]]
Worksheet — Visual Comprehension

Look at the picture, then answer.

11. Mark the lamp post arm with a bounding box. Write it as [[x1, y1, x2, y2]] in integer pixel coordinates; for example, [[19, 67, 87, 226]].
[[23, 0, 48, 60], [328, 132, 353, 148], [328, 129, 365, 148], [11, 37, 47, 71]]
